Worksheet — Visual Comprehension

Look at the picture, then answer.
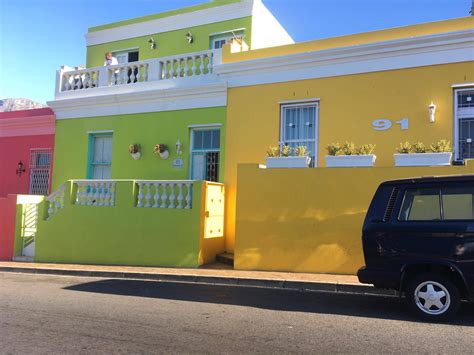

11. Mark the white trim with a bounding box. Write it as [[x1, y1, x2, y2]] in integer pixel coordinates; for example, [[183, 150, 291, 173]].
[[279, 98, 320, 105], [48, 82, 227, 120], [208, 28, 246, 37], [112, 47, 139, 54], [85, 1, 255, 46], [216, 30, 474, 88], [86, 130, 114, 134], [187, 123, 223, 128], [452, 83, 474, 88]]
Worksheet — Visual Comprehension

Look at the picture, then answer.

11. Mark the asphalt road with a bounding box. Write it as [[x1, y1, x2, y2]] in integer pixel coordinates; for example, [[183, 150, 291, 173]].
[[1, 272, 473, 354]]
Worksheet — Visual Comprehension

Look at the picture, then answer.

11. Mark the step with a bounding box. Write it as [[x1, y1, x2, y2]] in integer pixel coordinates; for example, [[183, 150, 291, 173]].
[[216, 253, 234, 267], [12, 256, 34, 262]]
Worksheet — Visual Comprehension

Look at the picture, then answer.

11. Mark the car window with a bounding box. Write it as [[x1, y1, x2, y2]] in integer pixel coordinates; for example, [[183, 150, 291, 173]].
[[399, 188, 441, 221], [442, 186, 474, 220]]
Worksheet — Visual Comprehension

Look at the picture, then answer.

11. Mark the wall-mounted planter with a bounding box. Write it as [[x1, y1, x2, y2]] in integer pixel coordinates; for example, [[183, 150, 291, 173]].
[[394, 152, 452, 167], [325, 155, 376, 168], [266, 156, 311, 168], [131, 152, 141, 160]]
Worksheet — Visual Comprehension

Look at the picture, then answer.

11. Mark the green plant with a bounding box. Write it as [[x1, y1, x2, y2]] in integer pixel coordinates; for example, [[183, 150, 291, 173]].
[[430, 139, 452, 153], [153, 143, 168, 155], [341, 142, 356, 156], [326, 143, 341, 156], [357, 144, 376, 155], [266, 146, 280, 157], [294, 145, 309, 157], [128, 144, 140, 154], [396, 142, 412, 154], [281, 144, 292, 157], [411, 142, 426, 153]]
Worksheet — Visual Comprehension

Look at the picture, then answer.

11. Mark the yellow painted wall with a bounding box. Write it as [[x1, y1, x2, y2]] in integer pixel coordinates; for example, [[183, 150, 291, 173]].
[[224, 62, 474, 253], [235, 164, 474, 275], [223, 17, 474, 63]]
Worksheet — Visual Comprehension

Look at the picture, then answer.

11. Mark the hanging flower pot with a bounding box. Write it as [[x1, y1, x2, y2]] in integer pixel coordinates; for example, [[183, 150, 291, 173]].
[[128, 144, 141, 160], [153, 143, 169, 160]]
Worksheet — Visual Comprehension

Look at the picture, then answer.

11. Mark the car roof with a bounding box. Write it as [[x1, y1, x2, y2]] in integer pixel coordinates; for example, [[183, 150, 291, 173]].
[[380, 174, 474, 186]]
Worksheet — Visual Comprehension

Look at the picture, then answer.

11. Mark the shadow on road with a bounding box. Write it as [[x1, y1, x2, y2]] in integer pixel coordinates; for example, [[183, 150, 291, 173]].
[[64, 279, 474, 325]]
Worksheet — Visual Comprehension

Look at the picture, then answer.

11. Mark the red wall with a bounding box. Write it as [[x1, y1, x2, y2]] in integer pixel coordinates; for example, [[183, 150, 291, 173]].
[[0, 135, 55, 197], [0, 195, 17, 260]]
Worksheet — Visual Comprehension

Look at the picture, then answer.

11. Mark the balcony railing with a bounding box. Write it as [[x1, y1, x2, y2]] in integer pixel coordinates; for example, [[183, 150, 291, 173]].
[[56, 49, 220, 96]]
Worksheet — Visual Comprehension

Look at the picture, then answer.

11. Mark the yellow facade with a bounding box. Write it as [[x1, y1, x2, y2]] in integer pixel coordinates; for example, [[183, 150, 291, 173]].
[[222, 17, 474, 274]]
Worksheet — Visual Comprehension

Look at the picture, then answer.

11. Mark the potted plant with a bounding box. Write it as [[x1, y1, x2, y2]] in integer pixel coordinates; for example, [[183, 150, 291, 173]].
[[394, 140, 452, 166], [128, 144, 141, 160], [153, 143, 169, 160], [265, 144, 311, 168], [325, 142, 376, 167]]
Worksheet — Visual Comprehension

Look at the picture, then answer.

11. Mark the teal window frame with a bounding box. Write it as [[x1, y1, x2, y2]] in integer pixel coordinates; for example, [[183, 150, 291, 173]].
[[87, 132, 113, 179], [189, 128, 221, 181]]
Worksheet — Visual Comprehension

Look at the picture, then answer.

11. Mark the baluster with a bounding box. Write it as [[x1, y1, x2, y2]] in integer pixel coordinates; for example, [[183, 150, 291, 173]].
[[110, 183, 116, 206], [108, 69, 114, 86], [93, 182, 99, 206], [60, 188, 65, 209], [172, 59, 178, 78], [160, 183, 168, 208], [185, 183, 192, 209], [130, 65, 136, 83], [177, 183, 184, 209], [93, 70, 98, 87], [184, 57, 190, 77], [104, 182, 111, 206], [81, 183, 87, 205], [55, 193, 61, 212], [63, 74, 71, 91], [47, 198, 54, 220], [199, 55, 205, 75], [191, 56, 197, 76], [75, 183, 82, 204], [137, 182, 144, 208], [98, 182, 105, 206], [145, 183, 152, 208], [122, 67, 128, 85], [144, 63, 149, 81], [153, 183, 160, 208], [168, 183, 176, 208]]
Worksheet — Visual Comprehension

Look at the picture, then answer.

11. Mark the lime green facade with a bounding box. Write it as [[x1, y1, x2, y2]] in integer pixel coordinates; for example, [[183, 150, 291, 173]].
[[52, 108, 226, 190], [87, 18, 252, 68]]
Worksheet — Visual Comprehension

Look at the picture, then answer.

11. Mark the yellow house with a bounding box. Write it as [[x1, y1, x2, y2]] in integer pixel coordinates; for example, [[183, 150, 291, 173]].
[[218, 17, 474, 274]]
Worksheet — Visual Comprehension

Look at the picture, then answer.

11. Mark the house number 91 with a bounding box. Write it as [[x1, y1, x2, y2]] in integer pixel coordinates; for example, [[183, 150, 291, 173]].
[[372, 118, 409, 131]]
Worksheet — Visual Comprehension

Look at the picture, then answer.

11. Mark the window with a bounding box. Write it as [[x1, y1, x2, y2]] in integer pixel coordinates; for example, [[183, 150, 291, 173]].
[[190, 129, 220, 182], [88, 134, 113, 179], [442, 186, 474, 220], [454, 89, 474, 160], [113, 50, 139, 64], [399, 188, 441, 221], [210, 31, 244, 49], [29, 149, 52, 195], [399, 185, 474, 221], [280, 102, 319, 167]]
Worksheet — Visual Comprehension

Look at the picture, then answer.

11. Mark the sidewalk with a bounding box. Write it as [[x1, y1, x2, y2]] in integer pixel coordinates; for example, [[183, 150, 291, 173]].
[[0, 261, 397, 297]]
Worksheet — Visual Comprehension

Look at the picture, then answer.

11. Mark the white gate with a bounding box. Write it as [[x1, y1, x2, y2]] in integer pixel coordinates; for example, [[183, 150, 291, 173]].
[[29, 149, 52, 195], [21, 203, 38, 257]]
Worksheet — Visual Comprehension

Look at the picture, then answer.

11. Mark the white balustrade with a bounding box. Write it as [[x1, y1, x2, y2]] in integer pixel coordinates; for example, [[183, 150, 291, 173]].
[[159, 50, 214, 80], [73, 180, 116, 207], [46, 184, 66, 220], [61, 68, 100, 92], [136, 181, 193, 209], [107, 61, 151, 87]]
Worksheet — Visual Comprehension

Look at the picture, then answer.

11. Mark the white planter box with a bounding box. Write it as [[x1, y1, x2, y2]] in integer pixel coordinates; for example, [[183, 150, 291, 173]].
[[266, 156, 311, 168], [325, 155, 376, 168], [394, 152, 452, 167]]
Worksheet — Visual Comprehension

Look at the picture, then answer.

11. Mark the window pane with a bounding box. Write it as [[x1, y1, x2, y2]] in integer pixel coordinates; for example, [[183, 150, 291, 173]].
[[193, 130, 203, 150], [442, 186, 474, 220], [211, 130, 220, 149], [203, 130, 212, 149], [102, 137, 113, 163], [399, 188, 441, 221]]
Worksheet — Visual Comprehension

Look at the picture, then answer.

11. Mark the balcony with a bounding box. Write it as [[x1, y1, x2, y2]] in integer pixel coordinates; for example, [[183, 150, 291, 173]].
[[54, 49, 222, 100]]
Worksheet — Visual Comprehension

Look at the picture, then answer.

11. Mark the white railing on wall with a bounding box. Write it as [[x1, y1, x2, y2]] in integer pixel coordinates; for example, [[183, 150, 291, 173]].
[[46, 184, 66, 220], [136, 180, 193, 209], [73, 180, 117, 207], [57, 50, 219, 94]]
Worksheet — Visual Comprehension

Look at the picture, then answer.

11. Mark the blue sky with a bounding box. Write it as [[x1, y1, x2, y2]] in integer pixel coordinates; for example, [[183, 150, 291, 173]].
[[0, 0, 471, 104]]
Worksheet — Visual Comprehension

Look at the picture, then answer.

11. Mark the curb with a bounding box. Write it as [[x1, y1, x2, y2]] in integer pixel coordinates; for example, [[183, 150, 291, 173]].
[[0, 266, 397, 297]]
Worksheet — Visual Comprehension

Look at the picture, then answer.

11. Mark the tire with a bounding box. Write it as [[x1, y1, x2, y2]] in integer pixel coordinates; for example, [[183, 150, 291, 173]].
[[405, 273, 461, 322]]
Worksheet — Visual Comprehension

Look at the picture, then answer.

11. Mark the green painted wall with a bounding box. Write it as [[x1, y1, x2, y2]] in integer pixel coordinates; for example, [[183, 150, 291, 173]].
[[86, 17, 252, 68], [89, 0, 244, 32], [52, 107, 226, 190], [34, 181, 204, 267]]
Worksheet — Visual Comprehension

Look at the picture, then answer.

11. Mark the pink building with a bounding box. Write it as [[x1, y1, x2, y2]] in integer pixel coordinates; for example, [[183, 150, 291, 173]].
[[0, 107, 55, 260]]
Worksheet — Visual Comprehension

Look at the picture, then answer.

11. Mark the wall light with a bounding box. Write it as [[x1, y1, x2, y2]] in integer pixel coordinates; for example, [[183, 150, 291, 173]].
[[428, 101, 436, 123], [16, 160, 25, 177], [148, 37, 156, 49], [176, 139, 182, 155]]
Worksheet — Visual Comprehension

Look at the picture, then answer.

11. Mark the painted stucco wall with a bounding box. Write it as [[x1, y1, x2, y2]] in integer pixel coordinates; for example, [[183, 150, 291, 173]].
[[86, 17, 252, 68], [0, 195, 17, 260], [224, 62, 474, 253], [52, 107, 226, 190], [34, 181, 208, 267], [235, 163, 474, 275]]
